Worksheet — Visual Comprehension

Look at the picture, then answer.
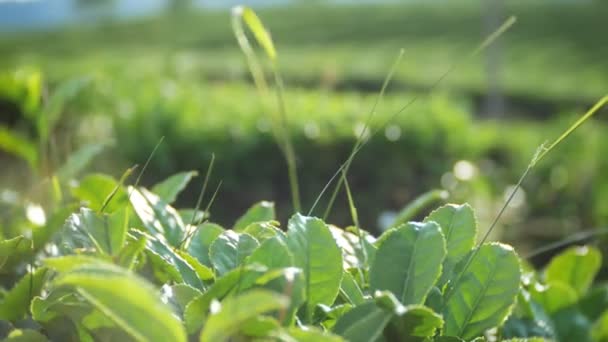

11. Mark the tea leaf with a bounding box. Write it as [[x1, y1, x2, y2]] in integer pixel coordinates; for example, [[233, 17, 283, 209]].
[[332, 301, 392, 342], [0, 268, 48, 321], [339, 272, 365, 306], [64, 208, 127, 255], [285, 214, 343, 321], [53, 262, 187, 342], [425, 203, 477, 286], [187, 222, 224, 267], [530, 282, 577, 314], [209, 231, 259, 275], [246, 236, 293, 269], [233, 201, 276, 231], [199, 289, 288, 342], [71, 174, 127, 213], [129, 187, 186, 247], [370, 221, 446, 305], [545, 245, 601, 297], [442, 243, 521, 340], [131, 230, 203, 289], [184, 265, 269, 333], [387, 305, 444, 339], [151, 171, 198, 204]]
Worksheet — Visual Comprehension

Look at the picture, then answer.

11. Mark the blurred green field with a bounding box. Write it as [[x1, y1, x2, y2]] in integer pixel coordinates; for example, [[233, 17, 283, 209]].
[[1, 1, 608, 259], [1, 1, 607, 101]]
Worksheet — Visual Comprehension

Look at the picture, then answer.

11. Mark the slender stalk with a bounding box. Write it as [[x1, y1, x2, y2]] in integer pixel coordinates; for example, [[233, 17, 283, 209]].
[[443, 95, 608, 306], [310, 17, 517, 217], [232, 7, 301, 212], [342, 174, 368, 282], [321, 49, 405, 220]]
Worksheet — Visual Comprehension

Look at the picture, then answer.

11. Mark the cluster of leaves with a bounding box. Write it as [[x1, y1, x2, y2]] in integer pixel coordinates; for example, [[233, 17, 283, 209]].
[[503, 245, 608, 341], [0, 168, 530, 341], [1, 5, 606, 342]]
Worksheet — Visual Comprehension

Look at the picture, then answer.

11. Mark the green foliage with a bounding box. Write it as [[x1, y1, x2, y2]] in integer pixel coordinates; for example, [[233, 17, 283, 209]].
[[233, 201, 276, 231], [285, 213, 343, 321], [151, 171, 198, 204], [50, 260, 187, 342], [0, 5, 606, 342], [370, 221, 446, 305], [1, 166, 604, 341], [442, 243, 521, 339], [545, 246, 601, 296], [199, 289, 288, 342], [502, 245, 605, 342], [0, 268, 48, 321], [209, 230, 259, 275]]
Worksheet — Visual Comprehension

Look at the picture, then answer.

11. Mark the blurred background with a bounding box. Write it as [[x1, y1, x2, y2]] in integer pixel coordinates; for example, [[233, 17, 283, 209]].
[[0, 0, 607, 266]]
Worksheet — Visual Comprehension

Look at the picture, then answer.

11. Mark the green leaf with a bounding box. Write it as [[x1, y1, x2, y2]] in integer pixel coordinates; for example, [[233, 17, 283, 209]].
[[374, 291, 443, 339], [151, 171, 198, 204], [389, 305, 443, 339], [162, 284, 202, 316], [53, 261, 187, 342], [370, 221, 446, 305], [592, 310, 608, 342], [30, 289, 88, 323], [116, 234, 148, 270], [130, 230, 203, 289], [71, 174, 127, 213], [184, 265, 269, 333], [179, 209, 207, 226], [129, 187, 186, 247], [283, 327, 344, 342], [332, 301, 392, 342], [0, 268, 48, 321], [233, 201, 275, 231], [530, 282, 577, 314], [339, 272, 366, 306], [246, 236, 293, 269], [200, 289, 288, 342], [209, 231, 259, 275], [424, 203, 477, 286], [44, 255, 108, 272], [243, 221, 283, 242], [330, 225, 375, 270], [2, 329, 48, 342], [64, 208, 127, 255], [0, 125, 37, 169], [256, 267, 306, 326], [442, 243, 521, 340], [187, 222, 224, 267], [545, 245, 601, 297], [579, 284, 608, 321], [284, 213, 343, 320], [56, 142, 107, 181], [176, 250, 215, 282], [425, 286, 443, 313], [239, 316, 280, 338]]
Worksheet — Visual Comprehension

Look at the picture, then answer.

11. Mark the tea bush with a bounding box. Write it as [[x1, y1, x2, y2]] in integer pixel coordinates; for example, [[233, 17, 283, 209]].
[[0, 168, 605, 341]]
